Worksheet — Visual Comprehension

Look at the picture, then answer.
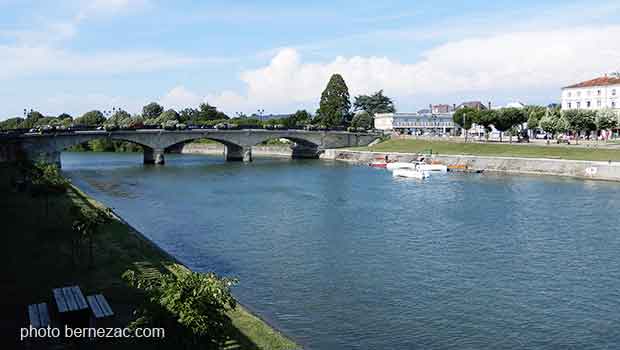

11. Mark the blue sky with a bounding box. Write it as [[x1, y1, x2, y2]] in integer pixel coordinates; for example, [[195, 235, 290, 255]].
[[1, 0, 619, 119]]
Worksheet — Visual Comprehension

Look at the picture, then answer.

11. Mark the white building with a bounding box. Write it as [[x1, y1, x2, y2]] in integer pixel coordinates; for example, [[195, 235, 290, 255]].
[[561, 75, 620, 110], [374, 112, 457, 135]]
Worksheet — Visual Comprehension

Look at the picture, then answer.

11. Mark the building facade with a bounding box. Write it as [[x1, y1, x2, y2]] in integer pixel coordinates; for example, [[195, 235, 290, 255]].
[[561, 75, 620, 110], [374, 112, 457, 135]]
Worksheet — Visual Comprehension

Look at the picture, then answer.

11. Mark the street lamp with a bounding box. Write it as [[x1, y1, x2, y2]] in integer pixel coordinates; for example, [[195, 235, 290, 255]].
[[463, 113, 468, 142]]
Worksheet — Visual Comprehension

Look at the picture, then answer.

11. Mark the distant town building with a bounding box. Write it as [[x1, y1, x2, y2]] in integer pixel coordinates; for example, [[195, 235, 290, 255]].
[[374, 112, 456, 135], [561, 75, 620, 110], [457, 101, 488, 110], [432, 104, 453, 114]]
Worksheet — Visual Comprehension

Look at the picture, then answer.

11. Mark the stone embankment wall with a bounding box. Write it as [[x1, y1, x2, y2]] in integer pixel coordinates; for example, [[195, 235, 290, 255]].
[[179, 143, 293, 157], [321, 149, 620, 182]]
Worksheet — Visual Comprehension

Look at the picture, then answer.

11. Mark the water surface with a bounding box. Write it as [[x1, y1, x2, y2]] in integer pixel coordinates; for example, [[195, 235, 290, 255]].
[[62, 152, 620, 349]]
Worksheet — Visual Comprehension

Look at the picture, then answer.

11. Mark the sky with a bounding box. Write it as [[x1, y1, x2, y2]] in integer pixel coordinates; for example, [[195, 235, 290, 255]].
[[1, 0, 620, 119]]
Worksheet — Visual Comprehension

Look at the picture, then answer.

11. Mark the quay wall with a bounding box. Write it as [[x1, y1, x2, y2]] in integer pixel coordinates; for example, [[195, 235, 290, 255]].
[[321, 149, 620, 182]]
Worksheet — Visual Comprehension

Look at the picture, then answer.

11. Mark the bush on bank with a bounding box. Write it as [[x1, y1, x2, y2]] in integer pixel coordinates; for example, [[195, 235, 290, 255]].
[[123, 267, 238, 349]]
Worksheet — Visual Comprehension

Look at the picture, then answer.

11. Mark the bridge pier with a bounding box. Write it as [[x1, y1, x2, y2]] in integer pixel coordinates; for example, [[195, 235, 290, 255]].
[[224, 145, 252, 162], [291, 144, 321, 159], [144, 148, 165, 165]]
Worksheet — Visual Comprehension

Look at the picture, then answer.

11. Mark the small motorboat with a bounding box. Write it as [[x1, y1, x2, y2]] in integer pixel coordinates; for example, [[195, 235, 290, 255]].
[[393, 167, 430, 179], [387, 161, 447, 172], [418, 163, 448, 172], [386, 162, 415, 171], [369, 161, 388, 168]]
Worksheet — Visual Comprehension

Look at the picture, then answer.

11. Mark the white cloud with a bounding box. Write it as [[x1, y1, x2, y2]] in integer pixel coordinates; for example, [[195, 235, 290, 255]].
[[160, 86, 202, 110], [0, 46, 202, 79], [180, 25, 620, 114]]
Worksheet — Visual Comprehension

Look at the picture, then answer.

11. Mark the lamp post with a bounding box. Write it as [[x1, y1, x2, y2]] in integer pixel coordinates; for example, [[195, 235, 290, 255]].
[[463, 113, 468, 143]]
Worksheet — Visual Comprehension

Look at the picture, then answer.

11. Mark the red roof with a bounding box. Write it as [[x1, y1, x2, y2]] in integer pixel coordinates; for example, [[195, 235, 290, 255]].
[[563, 76, 620, 89]]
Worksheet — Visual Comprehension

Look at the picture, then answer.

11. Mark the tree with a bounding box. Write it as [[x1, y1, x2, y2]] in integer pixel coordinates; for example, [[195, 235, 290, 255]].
[[107, 109, 131, 127], [562, 109, 595, 144], [496, 108, 526, 143], [123, 267, 237, 348], [179, 108, 199, 124], [0, 117, 25, 130], [595, 109, 618, 140], [453, 107, 477, 142], [315, 74, 351, 128], [524, 105, 547, 135], [286, 110, 311, 128], [198, 103, 229, 121], [19, 110, 44, 129], [351, 111, 373, 130], [34, 117, 57, 126], [475, 109, 498, 141], [72, 207, 107, 269], [198, 103, 218, 120], [353, 90, 396, 115], [76, 110, 106, 126], [57, 113, 73, 120], [30, 162, 69, 219], [157, 109, 180, 124], [143, 102, 164, 119], [539, 108, 561, 138]]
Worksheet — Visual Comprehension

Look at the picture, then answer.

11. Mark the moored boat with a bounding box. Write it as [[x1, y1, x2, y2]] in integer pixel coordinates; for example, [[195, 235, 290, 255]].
[[387, 162, 447, 172], [418, 163, 448, 172], [386, 162, 414, 171], [369, 161, 388, 168], [392, 167, 430, 179]]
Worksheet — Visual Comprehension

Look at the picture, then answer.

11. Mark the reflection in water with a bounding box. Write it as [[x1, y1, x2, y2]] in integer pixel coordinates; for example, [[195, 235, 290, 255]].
[[63, 152, 620, 350]]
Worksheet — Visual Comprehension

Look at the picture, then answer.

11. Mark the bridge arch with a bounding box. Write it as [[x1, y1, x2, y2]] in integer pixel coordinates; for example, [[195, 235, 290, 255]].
[[250, 135, 321, 159], [163, 136, 251, 162], [20, 133, 160, 167]]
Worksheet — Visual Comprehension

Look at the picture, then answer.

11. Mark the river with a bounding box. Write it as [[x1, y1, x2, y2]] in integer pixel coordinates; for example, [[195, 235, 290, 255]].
[[62, 151, 620, 349]]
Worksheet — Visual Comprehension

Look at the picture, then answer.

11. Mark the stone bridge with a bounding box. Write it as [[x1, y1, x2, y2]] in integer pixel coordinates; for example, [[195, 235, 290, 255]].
[[16, 129, 380, 166]]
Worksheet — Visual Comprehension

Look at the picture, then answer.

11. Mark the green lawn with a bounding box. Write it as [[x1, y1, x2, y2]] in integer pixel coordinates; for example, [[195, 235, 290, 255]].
[[355, 139, 620, 162], [0, 163, 298, 350]]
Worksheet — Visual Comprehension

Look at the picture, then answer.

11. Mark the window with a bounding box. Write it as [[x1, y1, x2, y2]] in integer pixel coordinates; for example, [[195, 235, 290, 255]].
[[597, 100, 602, 107], [587, 90, 591, 96], [597, 90, 602, 96], [586, 101, 591, 108], [577, 91, 581, 97], [613, 89, 617, 96], [613, 101, 617, 108], [568, 91, 572, 97], [576, 101, 581, 108], [568, 102, 572, 108]]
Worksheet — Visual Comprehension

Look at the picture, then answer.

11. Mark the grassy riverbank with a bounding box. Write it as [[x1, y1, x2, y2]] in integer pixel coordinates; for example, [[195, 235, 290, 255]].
[[356, 139, 620, 161], [0, 163, 298, 349]]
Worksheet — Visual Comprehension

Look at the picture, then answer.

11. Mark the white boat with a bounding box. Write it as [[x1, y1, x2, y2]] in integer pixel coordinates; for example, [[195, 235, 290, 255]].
[[418, 163, 448, 172], [392, 167, 430, 179], [386, 162, 415, 171], [386, 162, 447, 172]]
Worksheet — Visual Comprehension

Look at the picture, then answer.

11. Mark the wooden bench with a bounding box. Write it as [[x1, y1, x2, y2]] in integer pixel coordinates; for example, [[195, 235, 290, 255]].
[[27, 303, 50, 328], [53, 286, 89, 326], [87, 294, 114, 326]]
